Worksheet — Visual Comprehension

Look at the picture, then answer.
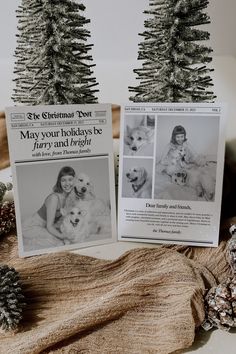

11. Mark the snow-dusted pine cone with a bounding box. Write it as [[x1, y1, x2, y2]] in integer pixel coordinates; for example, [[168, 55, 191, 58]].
[[202, 277, 236, 331], [0, 201, 16, 236], [228, 225, 236, 274], [0, 182, 7, 203], [0, 182, 13, 203], [0, 265, 25, 331], [202, 224, 236, 331]]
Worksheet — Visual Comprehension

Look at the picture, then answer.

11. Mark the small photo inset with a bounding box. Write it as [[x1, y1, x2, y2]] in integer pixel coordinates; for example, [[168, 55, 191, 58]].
[[123, 115, 155, 156], [154, 115, 219, 201], [122, 158, 153, 198]]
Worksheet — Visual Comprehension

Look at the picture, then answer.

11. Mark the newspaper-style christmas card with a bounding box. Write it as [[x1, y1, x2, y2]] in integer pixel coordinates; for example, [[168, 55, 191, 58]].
[[118, 103, 226, 247], [5, 104, 116, 257]]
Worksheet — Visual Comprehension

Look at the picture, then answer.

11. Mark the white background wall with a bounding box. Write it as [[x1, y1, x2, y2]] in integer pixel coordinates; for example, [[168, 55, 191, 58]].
[[1, 1, 236, 60], [0, 0, 236, 145]]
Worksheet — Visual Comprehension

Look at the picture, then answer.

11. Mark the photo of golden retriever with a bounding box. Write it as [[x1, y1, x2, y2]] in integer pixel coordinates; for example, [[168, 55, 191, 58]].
[[124, 116, 154, 156], [126, 166, 152, 198], [64, 172, 112, 237], [60, 204, 90, 244], [171, 166, 216, 201], [65, 173, 95, 209]]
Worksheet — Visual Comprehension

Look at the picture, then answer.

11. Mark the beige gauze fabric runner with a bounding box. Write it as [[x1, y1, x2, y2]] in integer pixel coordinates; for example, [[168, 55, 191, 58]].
[[0, 228, 233, 354]]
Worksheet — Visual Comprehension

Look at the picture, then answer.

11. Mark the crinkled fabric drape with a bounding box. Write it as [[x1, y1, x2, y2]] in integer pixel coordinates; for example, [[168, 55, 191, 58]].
[[0, 229, 233, 354]]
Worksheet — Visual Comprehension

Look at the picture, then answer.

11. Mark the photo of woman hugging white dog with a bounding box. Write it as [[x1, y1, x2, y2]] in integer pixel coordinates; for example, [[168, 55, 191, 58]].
[[21, 158, 112, 253], [159, 125, 206, 176], [155, 116, 219, 202]]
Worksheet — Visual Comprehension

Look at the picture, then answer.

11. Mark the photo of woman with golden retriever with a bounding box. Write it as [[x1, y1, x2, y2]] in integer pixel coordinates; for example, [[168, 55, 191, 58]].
[[18, 157, 113, 254], [159, 125, 206, 176], [154, 115, 219, 201]]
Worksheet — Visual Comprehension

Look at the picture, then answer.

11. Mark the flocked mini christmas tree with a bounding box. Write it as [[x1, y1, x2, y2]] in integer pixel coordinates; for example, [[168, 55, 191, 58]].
[[12, 0, 40, 104], [129, 0, 216, 102], [12, 0, 99, 105]]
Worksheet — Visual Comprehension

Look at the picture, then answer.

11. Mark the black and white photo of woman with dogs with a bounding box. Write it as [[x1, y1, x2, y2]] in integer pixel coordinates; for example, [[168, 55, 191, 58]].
[[18, 157, 112, 255], [154, 115, 220, 201]]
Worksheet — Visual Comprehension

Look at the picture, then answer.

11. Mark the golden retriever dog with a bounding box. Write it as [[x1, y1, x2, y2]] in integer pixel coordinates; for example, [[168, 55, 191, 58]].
[[125, 117, 154, 155], [164, 145, 207, 177], [65, 173, 111, 236], [65, 173, 95, 209], [165, 146, 187, 176], [60, 204, 89, 244], [171, 167, 216, 201], [74, 172, 95, 200], [126, 167, 152, 198]]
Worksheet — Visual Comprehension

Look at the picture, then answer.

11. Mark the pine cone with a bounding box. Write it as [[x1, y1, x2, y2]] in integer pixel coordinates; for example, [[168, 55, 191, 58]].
[[0, 201, 16, 236], [0, 182, 7, 203], [0, 265, 25, 331], [202, 225, 236, 331], [202, 277, 236, 331], [0, 182, 13, 203], [228, 225, 236, 274], [5, 183, 13, 192]]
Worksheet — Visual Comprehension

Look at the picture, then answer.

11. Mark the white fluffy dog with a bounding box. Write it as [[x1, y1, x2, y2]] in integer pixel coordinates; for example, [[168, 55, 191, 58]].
[[171, 167, 216, 201], [65, 173, 111, 236], [165, 146, 187, 176], [125, 117, 154, 155], [126, 166, 152, 198], [60, 204, 89, 244], [163, 145, 207, 177], [65, 173, 95, 209]]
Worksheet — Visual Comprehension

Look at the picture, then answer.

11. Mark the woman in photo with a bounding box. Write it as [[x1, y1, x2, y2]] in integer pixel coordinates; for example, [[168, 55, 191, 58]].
[[22, 166, 76, 251], [159, 125, 205, 176]]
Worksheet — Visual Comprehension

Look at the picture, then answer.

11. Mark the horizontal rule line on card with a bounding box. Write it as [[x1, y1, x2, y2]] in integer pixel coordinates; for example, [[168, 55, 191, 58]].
[[10, 119, 107, 129], [120, 236, 213, 244], [15, 154, 109, 164], [125, 106, 221, 109]]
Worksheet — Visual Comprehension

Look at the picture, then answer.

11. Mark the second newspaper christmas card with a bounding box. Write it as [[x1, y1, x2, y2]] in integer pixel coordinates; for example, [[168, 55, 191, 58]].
[[118, 103, 226, 247]]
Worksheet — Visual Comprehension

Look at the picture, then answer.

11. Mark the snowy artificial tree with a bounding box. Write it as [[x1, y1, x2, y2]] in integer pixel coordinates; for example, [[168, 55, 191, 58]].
[[12, 0, 99, 105], [12, 0, 41, 104], [129, 0, 216, 103]]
